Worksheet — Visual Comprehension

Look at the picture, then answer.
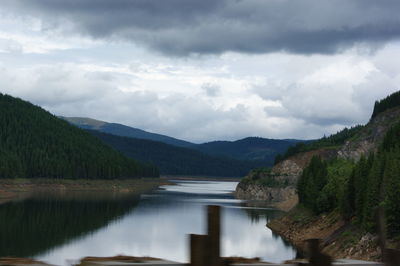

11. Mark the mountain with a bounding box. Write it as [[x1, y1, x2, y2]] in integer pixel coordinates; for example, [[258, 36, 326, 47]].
[[88, 130, 267, 177], [193, 137, 305, 164], [238, 91, 400, 204], [237, 90, 400, 258], [61, 117, 194, 147], [63, 116, 306, 165], [0, 94, 158, 179]]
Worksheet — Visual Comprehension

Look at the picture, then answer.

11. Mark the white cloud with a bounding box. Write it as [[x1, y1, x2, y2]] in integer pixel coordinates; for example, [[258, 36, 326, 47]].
[[0, 5, 399, 143]]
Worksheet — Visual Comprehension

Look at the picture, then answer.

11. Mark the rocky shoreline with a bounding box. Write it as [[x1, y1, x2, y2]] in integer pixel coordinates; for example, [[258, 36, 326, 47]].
[[234, 182, 298, 211], [267, 207, 382, 262]]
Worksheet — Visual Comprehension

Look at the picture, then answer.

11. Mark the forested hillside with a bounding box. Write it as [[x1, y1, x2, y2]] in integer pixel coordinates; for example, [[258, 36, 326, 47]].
[[297, 120, 400, 238], [294, 90, 400, 239], [275, 125, 363, 164], [371, 90, 400, 119], [262, 91, 400, 261], [0, 94, 158, 179], [64, 116, 305, 165], [89, 130, 267, 177], [193, 137, 304, 164]]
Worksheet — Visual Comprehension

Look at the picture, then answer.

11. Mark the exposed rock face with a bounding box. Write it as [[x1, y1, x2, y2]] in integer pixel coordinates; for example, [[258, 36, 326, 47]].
[[234, 149, 337, 209], [235, 182, 296, 202], [270, 159, 302, 182], [338, 107, 400, 160], [235, 107, 400, 207], [271, 148, 338, 184]]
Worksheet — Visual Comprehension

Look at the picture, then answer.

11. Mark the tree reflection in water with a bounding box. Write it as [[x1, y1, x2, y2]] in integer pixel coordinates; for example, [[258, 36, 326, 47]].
[[0, 191, 140, 257]]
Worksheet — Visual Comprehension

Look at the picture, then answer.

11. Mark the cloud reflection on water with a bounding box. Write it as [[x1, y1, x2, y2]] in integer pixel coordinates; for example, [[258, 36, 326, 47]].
[[37, 180, 296, 265]]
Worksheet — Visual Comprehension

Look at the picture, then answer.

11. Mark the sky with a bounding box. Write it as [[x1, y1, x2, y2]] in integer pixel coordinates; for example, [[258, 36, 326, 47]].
[[0, 0, 399, 143]]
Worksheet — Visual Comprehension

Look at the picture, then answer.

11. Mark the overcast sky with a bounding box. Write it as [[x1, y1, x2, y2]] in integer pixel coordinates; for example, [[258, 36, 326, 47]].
[[0, 0, 399, 143]]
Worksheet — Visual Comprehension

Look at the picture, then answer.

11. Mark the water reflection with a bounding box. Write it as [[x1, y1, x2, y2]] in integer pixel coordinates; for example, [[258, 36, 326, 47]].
[[0, 180, 296, 265], [0, 191, 140, 258]]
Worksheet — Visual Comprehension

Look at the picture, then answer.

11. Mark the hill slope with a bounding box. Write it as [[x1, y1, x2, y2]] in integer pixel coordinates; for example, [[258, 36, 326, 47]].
[[193, 137, 305, 164], [88, 130, 267, 177], [237, 90, 400, 261], [61, 117, 194, 148], [0, 94, 158, 179], [63, 117, 305, 165]]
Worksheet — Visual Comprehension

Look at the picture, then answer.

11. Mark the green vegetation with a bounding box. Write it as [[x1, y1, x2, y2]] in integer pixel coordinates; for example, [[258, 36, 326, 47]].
[[89, 130, 266, 177], [275, 125, 363, 164], [276, 91, 400, 164], [193, 137, 304, 164], [297, 122, 400, 239], [371, 90, 400, 119], [0, 194, 140, 257], [240, 167, 290, 188], [66, 115, 305, 166], [0, 93, 158, 179]]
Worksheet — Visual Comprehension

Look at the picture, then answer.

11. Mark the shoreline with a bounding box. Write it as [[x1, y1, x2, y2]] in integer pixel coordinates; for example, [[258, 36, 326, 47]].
[[266, 207, 383, 262], [0, 178, 168, 205], [162, 175, 242, 182]]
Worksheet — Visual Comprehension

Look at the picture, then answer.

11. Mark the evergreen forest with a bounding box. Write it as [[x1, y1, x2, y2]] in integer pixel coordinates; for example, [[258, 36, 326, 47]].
[[371, 90, 400, 119], [297, 121, 400, 238], [0, 94, 158, 179], [89, 130, 266, 177]]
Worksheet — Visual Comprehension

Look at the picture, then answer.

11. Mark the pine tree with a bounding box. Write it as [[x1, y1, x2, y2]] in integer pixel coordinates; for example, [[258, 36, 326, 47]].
[[384, 151, 400, 237]]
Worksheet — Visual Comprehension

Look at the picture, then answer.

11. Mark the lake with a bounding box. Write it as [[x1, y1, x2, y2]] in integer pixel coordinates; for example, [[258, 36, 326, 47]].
[[0, 180, 296, 265]]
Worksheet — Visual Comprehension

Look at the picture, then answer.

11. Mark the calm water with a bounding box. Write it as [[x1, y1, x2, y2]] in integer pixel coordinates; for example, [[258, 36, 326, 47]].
[[0, 180, 296, 265]]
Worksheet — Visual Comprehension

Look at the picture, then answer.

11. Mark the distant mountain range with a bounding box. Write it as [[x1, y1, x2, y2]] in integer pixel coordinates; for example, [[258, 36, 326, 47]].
[[88, 130, 266, 177], [60, 117, 193, 147], [62, 116, 307, 165], [194, 138, 304, 163]]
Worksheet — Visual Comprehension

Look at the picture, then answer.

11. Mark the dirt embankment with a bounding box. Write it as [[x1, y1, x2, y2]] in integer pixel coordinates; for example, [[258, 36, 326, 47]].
[[0, 178, 167, 205], [267, 207, 383, 262]]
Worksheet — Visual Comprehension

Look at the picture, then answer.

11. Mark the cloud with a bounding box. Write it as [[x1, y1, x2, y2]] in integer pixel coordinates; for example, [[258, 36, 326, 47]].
[[2, 0, 400, 56], [201, 83, 220, 97], [2, 42, 400, 143]]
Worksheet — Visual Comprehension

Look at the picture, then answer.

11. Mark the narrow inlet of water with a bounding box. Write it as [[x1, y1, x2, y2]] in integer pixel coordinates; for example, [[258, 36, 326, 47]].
[[0, 180, 296, 265]]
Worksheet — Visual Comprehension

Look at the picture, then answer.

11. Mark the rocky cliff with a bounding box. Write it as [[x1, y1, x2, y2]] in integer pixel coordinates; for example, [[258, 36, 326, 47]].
[[338, 106, 400, 160], [235, 106, 400, 209], [235, 182, 296, 202]]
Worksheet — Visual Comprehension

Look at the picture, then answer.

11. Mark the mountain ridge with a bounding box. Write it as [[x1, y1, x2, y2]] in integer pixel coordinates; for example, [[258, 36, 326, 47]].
[[88, 130, 267, 177], [60, 116, 194, 148], [62, 116, 307, 164]]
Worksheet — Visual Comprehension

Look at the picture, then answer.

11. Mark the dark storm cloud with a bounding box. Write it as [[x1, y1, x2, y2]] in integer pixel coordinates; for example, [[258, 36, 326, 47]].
[[2, 0, 400, 55]]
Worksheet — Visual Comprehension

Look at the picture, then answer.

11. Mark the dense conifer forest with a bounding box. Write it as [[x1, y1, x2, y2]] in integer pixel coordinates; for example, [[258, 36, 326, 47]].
[[274, 125, 363, 164], [88, 130, 266, 177], [371, 90, 400, 119], [65, 116, 304, 166], [297, 121, 400, 238], [0, 94, 158, 179], [193, 137, 304, 164]]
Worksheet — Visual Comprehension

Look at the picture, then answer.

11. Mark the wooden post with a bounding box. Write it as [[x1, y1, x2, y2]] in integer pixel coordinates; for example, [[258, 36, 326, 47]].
[[384, 249, 400, 266], [190, 234, 208, 266], [208, 205, 221, 266], [306, 239, 332, 266]]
